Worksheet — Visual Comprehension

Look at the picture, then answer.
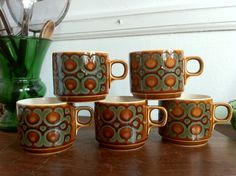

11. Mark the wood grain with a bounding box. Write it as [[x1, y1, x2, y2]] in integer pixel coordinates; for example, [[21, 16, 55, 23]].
[[0, 127, 235, 176]]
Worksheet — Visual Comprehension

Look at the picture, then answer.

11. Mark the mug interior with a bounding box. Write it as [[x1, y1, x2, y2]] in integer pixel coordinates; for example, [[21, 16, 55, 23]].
[[129, 49, 184, 54], [98, 96, 145, 104], [53, 51, 108, 56], [177, 94, 211, 100], [17, 97, 66, 106]]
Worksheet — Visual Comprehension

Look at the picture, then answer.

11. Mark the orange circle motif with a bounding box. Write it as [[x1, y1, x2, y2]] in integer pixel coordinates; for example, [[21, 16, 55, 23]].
[[165, 58, 176, 68], [84, 79, 96, 90], [145, 76, 158, 88], [85, 60, 96, 71], [27, 131, 40, 143], [190, 124, 202, 135], [120, 109, 133, 122], [144, 57, 158, 69], [171, 123, 184, 135], [102, 126, 115, 139], [27, 112, 40, 124], [191, 107, 203, 117], [65, 79, 77, 90], [172, 106, 185, 117], [64, 59, 77, 71], [119, 127, 132, 140], [46, 112, 61, 124], [46, 131, 60, 143], [164, 75, 176, 87], [102, 109, 114, 121]]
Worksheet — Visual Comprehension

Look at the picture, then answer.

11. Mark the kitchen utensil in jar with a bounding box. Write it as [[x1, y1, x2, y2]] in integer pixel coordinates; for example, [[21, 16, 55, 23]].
[[7, 0, 70, 35], [39, 20, 55, 39]]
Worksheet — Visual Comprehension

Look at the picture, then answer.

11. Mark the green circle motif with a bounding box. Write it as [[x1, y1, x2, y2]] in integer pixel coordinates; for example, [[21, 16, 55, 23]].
[[96, 72, 103, 79], [39, 125, 47, 132], [158, 70, 165, 76], [65, 136, 71, 142], [201, 116, 208, 124], [175, 68, 182, 76], [137, 134, 142, 140], [77, 72, 85, 79], [184, 118, 191, 125], [101, 86, 106, 92], [132, 120, 139, 127], [137, 106, 142, 112], [23, 125, 27, 131], [100, 56, 106, 63], [60, 123, 67, 130], [114, 122, 120, 128]]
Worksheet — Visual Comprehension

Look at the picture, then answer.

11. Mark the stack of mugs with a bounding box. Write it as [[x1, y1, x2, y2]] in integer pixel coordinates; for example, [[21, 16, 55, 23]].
[[16, 50, 233, 154]]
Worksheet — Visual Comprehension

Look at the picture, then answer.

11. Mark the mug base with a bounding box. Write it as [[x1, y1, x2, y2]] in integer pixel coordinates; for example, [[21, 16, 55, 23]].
[[132, 92, 182, 100], [22, 142, 73, 155], [56, 94, 107, 102], [162, 137, 209, 147], [98, 141, 145, 151]]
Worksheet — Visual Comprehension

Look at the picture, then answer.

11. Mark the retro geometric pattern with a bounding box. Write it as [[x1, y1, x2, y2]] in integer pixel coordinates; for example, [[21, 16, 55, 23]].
[[17, 105, 74, 148], [53, 53, 108, 96], [159, 101, 212, 141], [95, 104, 147, 144], [130, 50, 184, 93]]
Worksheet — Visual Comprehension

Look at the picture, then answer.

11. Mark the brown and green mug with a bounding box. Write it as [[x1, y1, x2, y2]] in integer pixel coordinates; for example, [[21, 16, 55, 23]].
[[53, 51, 128, 102], [16, 97, 93, 155], [130, 50, 204, 99], [94, 96, 168, 150], [158, 94, 232, 146]]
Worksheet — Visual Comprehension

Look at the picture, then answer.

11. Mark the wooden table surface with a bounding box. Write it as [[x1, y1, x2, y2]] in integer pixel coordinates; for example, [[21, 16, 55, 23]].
[[0, 125, 236, 176]]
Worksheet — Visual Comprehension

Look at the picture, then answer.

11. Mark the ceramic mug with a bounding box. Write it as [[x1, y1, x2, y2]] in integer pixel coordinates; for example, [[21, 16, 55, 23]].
[[16, 97, 93, 154], [94, 96, 168, 150], [158, 94, 232, 146], [53, 51, 128, 102], [129, 50, 204, 99]]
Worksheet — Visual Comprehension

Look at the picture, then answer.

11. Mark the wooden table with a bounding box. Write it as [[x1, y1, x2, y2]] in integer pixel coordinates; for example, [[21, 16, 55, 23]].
[[0, 126, 235, 176]]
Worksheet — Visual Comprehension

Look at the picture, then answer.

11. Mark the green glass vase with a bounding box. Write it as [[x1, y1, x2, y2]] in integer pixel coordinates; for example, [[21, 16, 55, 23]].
[[0, 36, 51, 131]]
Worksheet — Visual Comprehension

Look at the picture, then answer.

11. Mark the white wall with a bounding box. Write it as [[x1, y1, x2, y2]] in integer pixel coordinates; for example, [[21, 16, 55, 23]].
[[34, 0, 236, 118]]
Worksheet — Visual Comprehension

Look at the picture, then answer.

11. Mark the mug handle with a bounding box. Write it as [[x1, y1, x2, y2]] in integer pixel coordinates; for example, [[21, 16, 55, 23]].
[[147, 106, 168, 134], [109, 60, 128, 84], [184, 56, 204, 84], [213, 103, 233, 127], [75, 106, 94, 134]]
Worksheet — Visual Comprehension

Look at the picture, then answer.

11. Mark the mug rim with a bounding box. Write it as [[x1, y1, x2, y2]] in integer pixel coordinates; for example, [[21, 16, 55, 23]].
[[96, 96, 146, 104], [17, 97, 67, 106], [163, 94, 212, 101], [52, 51, 108, 56], [129, 49, 184, 54]]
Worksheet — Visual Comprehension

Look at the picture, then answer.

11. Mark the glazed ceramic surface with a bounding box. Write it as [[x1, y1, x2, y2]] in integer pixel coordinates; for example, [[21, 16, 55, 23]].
[[53, 52, 128, 102], [129, 50, 204, 99], [159, 94, 232, 146], [16, 97, 93, 154], [94, 96, 167, 150]]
